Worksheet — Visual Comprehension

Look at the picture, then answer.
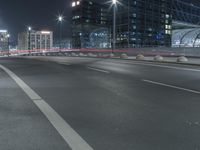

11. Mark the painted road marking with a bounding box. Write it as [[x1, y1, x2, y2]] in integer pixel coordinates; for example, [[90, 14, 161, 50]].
[[57, 62, 71, 66], [142, 79, 200, 94], [107, 60, 200, 72], [0, 64, 93, 150], [87, 67, 110, 74], [137, 63, 200, 72]]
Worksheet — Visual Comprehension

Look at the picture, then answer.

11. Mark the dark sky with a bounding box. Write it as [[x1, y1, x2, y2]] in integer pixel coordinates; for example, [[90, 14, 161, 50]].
[[0, 0, 71, 40]]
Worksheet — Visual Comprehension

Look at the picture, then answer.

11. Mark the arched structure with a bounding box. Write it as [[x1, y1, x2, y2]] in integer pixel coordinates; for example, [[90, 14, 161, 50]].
[[172, 28, 200, 47]]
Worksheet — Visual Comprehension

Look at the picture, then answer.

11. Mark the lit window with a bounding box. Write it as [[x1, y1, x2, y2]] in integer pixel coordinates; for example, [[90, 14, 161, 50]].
[[165, 30, 171, 35], [77, 1, 80, 5], [72, 2, 76, 7]]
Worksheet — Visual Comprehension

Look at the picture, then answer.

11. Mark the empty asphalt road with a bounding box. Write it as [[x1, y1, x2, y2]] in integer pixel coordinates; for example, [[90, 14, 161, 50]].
[[1, 56, 200, 150]]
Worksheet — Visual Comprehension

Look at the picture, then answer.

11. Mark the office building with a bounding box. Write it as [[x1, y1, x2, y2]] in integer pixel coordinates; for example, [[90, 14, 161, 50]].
[[18, 30, 53, 50], [71, 0, 200, 48], [113, 0, 172, 48], [172, 0, 200, 27], [0, 30, 9, 51], [71, 0, 110, 48]]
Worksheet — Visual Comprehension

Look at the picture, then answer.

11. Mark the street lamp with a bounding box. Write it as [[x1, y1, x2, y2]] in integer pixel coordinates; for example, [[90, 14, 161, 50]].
[[7, 34, 10, 56], [28, 26, 32, 54], [57, 15, 64, 50], [112, 0, 117, 53]]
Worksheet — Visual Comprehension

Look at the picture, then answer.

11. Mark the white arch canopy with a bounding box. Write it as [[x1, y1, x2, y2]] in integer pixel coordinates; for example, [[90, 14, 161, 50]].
[[172, 28, 200, 47]]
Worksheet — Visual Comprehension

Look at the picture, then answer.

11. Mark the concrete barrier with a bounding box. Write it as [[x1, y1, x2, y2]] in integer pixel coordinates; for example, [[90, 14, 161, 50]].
[[79, 53, 85, 57], [120, 53, 128, 59], [71, 52, 77, 57], [136, 54, 145, 60], [109, 53, 115, 58], [64, 52, 69, 56], [87, 53, 97, 57], [177, 56, 188, 63], [154, 55, 164, 62], [99, 53, 110, 58], [87, 53, 93, 57]]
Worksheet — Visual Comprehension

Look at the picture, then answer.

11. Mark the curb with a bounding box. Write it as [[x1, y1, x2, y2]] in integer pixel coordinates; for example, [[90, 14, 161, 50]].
[[14, 55, 200, 67]]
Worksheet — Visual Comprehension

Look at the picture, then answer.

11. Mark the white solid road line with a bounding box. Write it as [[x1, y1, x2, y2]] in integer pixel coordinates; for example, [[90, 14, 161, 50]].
[[110, 60, 200, 72], [87, 67, 110, 74], [142, 79, 200, 94], [138, 63, 200, 72], [0, 65, 42, 100], [57, 62, 71, 66], [0, 64, 93, 150]]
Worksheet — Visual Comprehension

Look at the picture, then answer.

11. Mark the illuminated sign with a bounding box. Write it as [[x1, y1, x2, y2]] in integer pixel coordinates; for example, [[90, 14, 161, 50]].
[[0, 30, 7, 33], [41, 31, 51, 34]]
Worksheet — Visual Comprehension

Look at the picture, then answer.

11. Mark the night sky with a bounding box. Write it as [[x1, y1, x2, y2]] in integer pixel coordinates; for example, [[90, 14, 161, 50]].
[[0, 0, 71, 41]]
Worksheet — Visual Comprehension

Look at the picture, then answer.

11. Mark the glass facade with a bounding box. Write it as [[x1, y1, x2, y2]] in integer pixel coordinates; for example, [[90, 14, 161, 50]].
[[172, 28, 200, 47], [114, 0, 172, 48], [0, 30, 9, 51], [172, 0, 200, 25], [172, 0, 200, 47], [71, 0, 109, 48], [71, 0, 200, 48]]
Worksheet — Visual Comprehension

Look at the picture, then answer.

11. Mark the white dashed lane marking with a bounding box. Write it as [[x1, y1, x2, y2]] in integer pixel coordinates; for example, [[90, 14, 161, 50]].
[[142, 79, 200, 94]]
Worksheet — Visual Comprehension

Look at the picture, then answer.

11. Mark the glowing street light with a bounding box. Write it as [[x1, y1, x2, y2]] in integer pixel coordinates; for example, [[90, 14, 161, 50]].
[[28, 26, 32, 31], [112, 0, 117, 52], [27, 26, 32, 53], [57, 15, 64, 50], [58, 16, 64, 22], [113, 0, 117, 4], [7, 34, 10, 56]]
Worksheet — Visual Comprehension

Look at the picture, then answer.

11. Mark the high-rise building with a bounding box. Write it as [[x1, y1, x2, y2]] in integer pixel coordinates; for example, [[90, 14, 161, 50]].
[[18, 30, 53, 50], [172, 0, 200, 27], [71, 0, 200, 48], [113, 0, 172, 48], [0, 30, 9, 52], [71, 0, 110, 48]]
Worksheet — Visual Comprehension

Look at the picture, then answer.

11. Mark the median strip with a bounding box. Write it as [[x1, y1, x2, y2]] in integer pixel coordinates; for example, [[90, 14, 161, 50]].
[[87, 66, 110, 74], [142, 79, 200, 94], [0, 64, 93, 150]]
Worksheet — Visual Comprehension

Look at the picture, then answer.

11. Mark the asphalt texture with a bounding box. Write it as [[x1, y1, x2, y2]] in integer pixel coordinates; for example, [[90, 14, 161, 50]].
[[1, 56, 200, 150]]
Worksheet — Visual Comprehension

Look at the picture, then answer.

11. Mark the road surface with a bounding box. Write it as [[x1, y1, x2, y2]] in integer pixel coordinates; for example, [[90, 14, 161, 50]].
[[0, 56, 200, 150]]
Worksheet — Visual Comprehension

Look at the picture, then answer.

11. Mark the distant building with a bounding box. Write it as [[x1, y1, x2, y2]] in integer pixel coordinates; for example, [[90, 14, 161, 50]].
[[71, 0, 110, 48], [18, 30, 53, 50], [54, 38, 72, 49], [0, 30, 9, 51]]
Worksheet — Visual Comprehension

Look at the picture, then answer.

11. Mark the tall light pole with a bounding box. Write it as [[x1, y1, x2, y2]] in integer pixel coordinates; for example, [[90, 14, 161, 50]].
[[28, 26, 32, 54], [58, 15, 64, 50], [112, 0, 117, 53], [7, 34, 10, 56]]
